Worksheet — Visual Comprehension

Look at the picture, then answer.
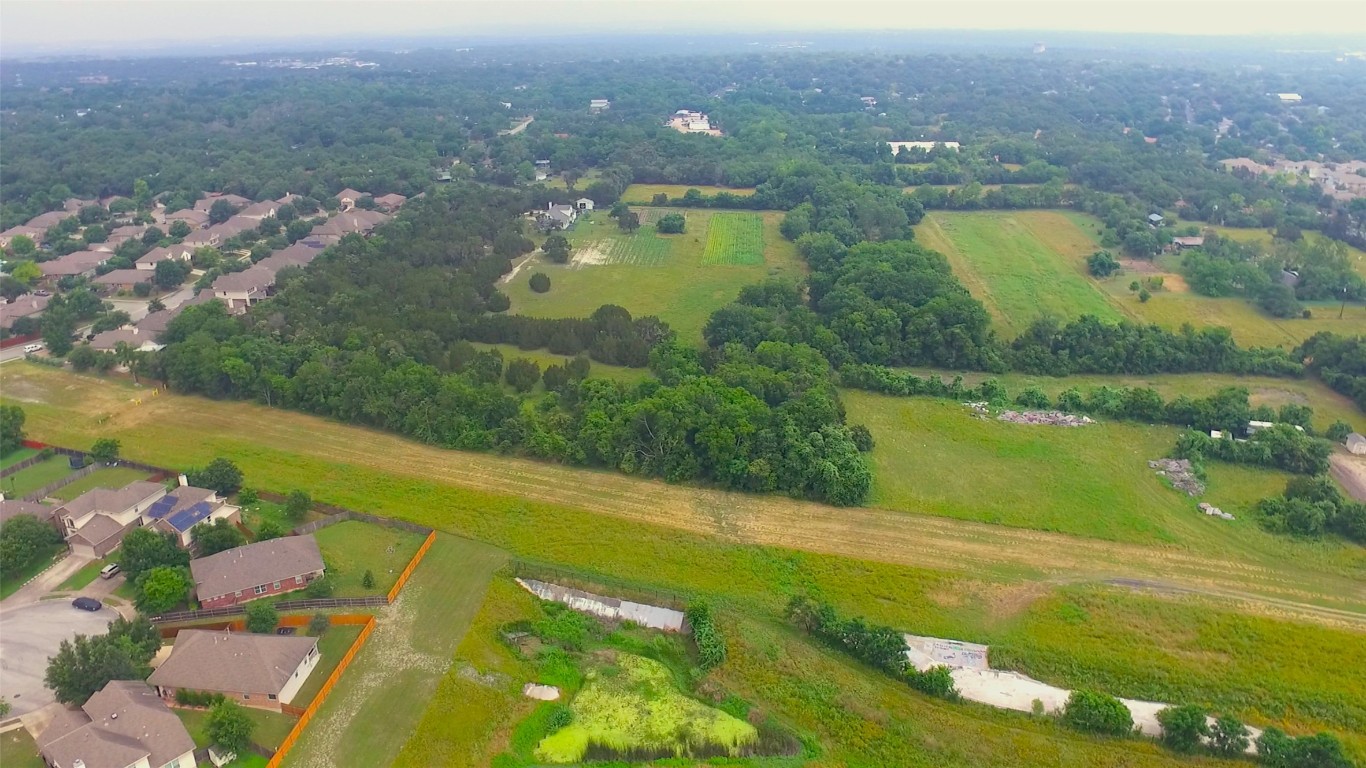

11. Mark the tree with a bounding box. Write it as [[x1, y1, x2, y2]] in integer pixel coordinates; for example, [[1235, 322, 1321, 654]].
[[205, 699, 254, 755], [141, 227, 165, 247], [44, 632, 151, 705], [285, 489, 312, 521], [529, 272, 551, 293], [119, 528, 190, 584], [208, 199, 238, 225], [1061, 690, 1133, 736], [505, 358, 541, 392], [656, 212, 686, 234], [1326, 421, 1354, 442], [147, 297, 167, 313], [82, 224, 108, 244], [92, 310, 132, 334], [168, 220, 192, 238], [41, 309, 77, 357], [1209, 715, 1250, 757], [0, 404, 25, 457], [651, 193, 669, 205], [362, 569, 376, 589], [187, 458, 244, 494], [542, 234, 571, 264], [1138, 287, 1152, 302], [10, 259, 41, 285], [8, 234, 37, 258], [1087, 250, 1120, 277], [257, 519, 286, 540], [132, 178, 151, 208], [308, 613, 331, 636], [191, 518, 246, 556], [67, 344, 100, 372], [135, 567, 190, 614], [154, 259, 190, 290], [1, 514, 62, 577], [1156, 704, 1209, 753], [89, 437, 120, 464], [244, 600, 278, 633], [617, 211, 641, 233]]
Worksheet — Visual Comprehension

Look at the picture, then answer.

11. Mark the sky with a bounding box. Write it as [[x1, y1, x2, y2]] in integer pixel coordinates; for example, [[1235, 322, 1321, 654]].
[[3, 0, 1366, 56]]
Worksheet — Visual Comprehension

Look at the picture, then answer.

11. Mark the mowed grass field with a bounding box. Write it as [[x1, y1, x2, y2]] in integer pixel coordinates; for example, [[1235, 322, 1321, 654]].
[[916, 210, 1366, 345], [4, 365, 1364, 760], [503, 209, 804, 343], [622, 183, 756, 202], [915, 211, 1125, 336]]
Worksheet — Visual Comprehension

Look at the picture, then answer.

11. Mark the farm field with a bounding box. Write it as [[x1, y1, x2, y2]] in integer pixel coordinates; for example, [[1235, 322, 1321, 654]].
[[883, 367, 1362, 433], [312, 520, 426, 596], [915, 211, 1124, 336], [0, 454, 74, 498], [702, 212, 765, 265], [503, 209, 803, 343], [49, 466, 154, 501], [283, 534, 507, 768], [466, 342, 650, 386], [622, 183, 756, 202]]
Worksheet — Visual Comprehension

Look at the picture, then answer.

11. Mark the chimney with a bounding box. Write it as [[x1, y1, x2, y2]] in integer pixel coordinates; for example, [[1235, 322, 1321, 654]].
[[110, 712, 118, 719], [178, 474, 188, 487]]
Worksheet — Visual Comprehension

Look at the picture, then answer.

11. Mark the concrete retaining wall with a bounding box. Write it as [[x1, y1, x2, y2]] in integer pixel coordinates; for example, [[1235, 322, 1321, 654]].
[[516, 578, 687, 632]]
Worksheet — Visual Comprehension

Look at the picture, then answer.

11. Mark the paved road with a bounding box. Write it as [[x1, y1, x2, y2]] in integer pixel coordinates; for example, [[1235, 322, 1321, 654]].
[[0, 600, 111, 717]]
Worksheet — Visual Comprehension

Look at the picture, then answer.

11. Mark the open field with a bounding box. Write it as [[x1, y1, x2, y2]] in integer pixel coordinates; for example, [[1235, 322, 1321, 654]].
[[883, 367, 1362, 433], [915, 211, 1124, 336], [503, 209, 804, 343], [289, 623, 366, 707], [175, 706, 297, 751], [466, 342, 650, 386], [284, 534, 507, 768], [313, 520, 426, 596], [4, 363, 1362, 621], [0, 455, 74, 498], [623, 183, 757, 202], [50, 466, 154, 501]]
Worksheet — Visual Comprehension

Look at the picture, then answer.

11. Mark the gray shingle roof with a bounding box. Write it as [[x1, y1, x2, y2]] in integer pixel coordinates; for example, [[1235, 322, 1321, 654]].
[[190, 534, 324, 600], [60, 481, 166, 520], [40, 680, 193, 768], [149, 630, 319, 697]]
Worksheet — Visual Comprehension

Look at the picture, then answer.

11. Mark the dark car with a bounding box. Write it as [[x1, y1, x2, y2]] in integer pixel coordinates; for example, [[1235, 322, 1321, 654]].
[[275, 626, 297, 635], [72, 597, 103, 612]]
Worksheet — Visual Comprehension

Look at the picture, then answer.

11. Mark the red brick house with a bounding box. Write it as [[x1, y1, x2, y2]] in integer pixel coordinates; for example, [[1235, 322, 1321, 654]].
[[190, 534, 325, 608]]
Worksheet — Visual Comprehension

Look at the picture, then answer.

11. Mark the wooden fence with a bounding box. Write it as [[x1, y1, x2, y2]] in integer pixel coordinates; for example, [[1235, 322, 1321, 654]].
[[22, 463, 97, 502], [387, 530, 436, 603], [266, 614, 377, 768]]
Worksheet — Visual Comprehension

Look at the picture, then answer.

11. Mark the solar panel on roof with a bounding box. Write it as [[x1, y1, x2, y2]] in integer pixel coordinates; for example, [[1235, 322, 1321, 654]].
[[147, 495, 178, 519], [167, 501, 215, 532]]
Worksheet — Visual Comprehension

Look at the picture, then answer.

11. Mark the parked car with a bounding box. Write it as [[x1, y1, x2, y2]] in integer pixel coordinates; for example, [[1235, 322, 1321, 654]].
[[275, 626, 297, 635], [72, 597, 103, 611], [23, 343, 42, 353], [99, 563, 121, 580]]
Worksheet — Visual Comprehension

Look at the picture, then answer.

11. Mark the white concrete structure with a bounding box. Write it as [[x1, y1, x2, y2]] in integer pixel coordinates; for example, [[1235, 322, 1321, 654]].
[[887, 140, 961, 154], [516, 578, 687, 631]]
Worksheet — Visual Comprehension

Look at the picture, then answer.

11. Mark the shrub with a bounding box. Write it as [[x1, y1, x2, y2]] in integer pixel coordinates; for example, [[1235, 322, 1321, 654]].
[[1061, 690, 1133, 737], [534, 604, 596, 651], [175, 689, 226, 708], [305, 575, 334, 598], [1326, 421, 1354, 442], [529, 272, 551, 293], [1087, 250, 1120, 277], [906, 665, 957, 700], [285, 489, 311, 521], [1014, 386, 1052, 409], [1209, 715, 1250, 757], [237, 488, 258, 505], [656, 212, 686, 234], [244, 601, 278, 633], [685, 601, 727, 670], [257, 520, 285, 541], [849, 424, 875, 452], [1156, 704, 1209, 753], [362, 569, 376, 589], [89, 437, 120, 463], [546, 703, 574, 731], [206, 699, 254, 756], [308, 613, 331, 637]]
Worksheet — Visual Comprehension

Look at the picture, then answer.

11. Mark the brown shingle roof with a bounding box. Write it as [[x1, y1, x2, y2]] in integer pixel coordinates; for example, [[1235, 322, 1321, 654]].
[[163, 208, 209, 227], [40, 680, 194, 768], [149, 630, 319, 697], [0, 499, 54, 525], [60, 481, 166, 520], [190, 534, 325, 600], [0, 294, 52, 329], [193, 193, 252, 213], [26, 210, 75, 230], [39, 250, 108, 277], [92, 269, 149, 287], [212, 264, 275, 294]]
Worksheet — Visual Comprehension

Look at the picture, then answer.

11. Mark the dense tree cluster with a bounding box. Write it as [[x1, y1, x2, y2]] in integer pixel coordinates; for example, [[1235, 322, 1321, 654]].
[[1297, 332, 1366, 409], [44, 615, 160, 705], [1173, 426, 1332, 476], [1257, 475, 1366, 544], [0, 514, 62, 578]]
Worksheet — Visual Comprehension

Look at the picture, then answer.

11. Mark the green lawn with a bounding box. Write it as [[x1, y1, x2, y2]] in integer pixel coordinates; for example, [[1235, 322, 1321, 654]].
[[622, 183, 756, 202], [0, 455, 75, 498], [313, 520, 426, 597], [288, 623, 365, 708], [466, 342, 651, 387], [0, 729, 43, 768], [237, 500, 322, 536], [0, 542, 65, 600], [503, 209, 805, 344], [56, 557, 111, 592], [284, 534, 508, 768], [175, 706, 297, 751], [0, 446, 38, 470], [915, 210, 1124, 337], [49, 466, 155, 502]]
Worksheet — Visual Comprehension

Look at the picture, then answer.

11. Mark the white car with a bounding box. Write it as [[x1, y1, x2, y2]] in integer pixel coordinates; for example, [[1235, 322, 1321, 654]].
[[23, 343, 43, 353]]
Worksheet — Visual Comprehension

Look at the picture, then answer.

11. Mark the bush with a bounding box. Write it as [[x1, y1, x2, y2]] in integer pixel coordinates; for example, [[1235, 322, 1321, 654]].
[[244, 601, 278, 633], [186, 458, 244, 494], [534, 603, 597, 651], [206, 699, 254, 756], [308, 613, 331, 637], [906, 665, 958, 700], [1326, 421, 1354, 442], [175, 689, 226, 708], [546, 703, 574, 731], [237, 488, 259, 505], [1209, 715, 1250, 757], [1156, 704, 1209, 753], [285, 488, 312, 521], [529, 272, 551, 293], [362, 569, 376, 589], [656, 212, 686, 234], [1087, 250, 1120, 277], [257, 520, 285, 541], [1061, 690, 1133, 737], [1014, 386, 1052, 409], [304, 575, 334, 598], [849, 424, 874, 452], [685, 601, 726, 670]]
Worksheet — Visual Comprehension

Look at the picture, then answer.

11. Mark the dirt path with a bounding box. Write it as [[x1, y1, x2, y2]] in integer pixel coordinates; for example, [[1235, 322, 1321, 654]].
[[5, 365, 1364, 628], [1330, 452, 1366, 503]]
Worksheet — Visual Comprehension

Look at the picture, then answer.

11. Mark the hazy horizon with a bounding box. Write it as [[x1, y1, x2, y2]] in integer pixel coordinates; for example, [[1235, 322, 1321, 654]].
[[4, 0, 1366, 57]]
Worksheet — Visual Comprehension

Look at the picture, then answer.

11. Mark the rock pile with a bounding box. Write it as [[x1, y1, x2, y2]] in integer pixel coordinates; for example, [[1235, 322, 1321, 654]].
[[1149, 458, 1205, 496], [997, 410, 1094, 427], [1198, 502, 1235, 521]]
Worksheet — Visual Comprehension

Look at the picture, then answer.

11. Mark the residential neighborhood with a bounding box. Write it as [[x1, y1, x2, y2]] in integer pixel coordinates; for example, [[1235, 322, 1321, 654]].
[[37, 680, 197, 768], [149, 630, 321, 711], [190, 535, 325, 608]]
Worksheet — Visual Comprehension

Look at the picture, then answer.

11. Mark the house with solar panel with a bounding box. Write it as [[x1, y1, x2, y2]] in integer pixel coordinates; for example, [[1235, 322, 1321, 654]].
[[56, 477, 240, 558]]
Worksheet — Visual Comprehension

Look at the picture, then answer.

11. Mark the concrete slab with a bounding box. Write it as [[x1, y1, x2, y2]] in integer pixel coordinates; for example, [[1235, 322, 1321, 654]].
[[0, 600, 112, 716]]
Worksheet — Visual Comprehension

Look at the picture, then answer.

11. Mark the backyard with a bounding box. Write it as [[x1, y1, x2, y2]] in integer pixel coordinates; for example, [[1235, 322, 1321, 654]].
[[313, 520, 427, 597], [288, 622, 367, 708], [49, 466, 156, 502], [0, 454, 75, 499], [0, 729, 43, 768], [175, 705, 297, 751]]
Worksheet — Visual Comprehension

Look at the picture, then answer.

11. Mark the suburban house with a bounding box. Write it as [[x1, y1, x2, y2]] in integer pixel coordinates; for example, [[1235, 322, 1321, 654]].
[[307, 209, 388, 243], [211, 265, 276, 313], [149, 630, 321, 712], [1277, 93, 1303, 103], [26, 209, 77, 231], [373, 192, 407, 212], [1170, 236, 1205, 250], [38, 680, 197, 768], [162, 208, 209, 229], [0, 293, 52, 330], [536, 203, 577, 231], [180, 228, 221, 249], [1147, 213, 1165, 226], [206, 215, 260, 243], [134, 290, 216, 340], [63, 197, 100, 213], [0, 224, 45, 248], [575, 197, 595, 211], [57, 478, 237, 557], [1348, 433, 1366, 455], [39, 250, 109, 280], [142, 486, 241, 547], [193, 193, 252, 213], [93, 269, 152, 292], [90, 325, 164, 353], [0, 498, 55, 527], [235, 201, 278, 221], [189, 535, 326, 608], [137, 244, 196, 271], [335, 188, 366, 211]]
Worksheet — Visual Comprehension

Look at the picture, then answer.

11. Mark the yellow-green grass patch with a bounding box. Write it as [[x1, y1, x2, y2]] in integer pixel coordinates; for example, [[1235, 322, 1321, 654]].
[[175, 706, 297, 751], [0, 729, 44, 768], [916, 211, 1124, 337], [312, 519, 426, 597], [0, 446, 38, 470], [287, 623, 365, 708], [623, 184, 756, 203], [701, 212, 764, 265], [503, 209, 804, 344], [1, 455, 75, 498], [49, 466, 156, 502]]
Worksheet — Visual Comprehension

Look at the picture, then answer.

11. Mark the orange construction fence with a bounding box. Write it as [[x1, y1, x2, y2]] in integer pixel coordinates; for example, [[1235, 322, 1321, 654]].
[[266, 614, 377, 768]]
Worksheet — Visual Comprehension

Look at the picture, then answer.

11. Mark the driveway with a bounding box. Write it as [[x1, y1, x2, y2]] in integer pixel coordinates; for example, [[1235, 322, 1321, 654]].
[[0, 600, 112, 717], [0, 555, 90, 609]]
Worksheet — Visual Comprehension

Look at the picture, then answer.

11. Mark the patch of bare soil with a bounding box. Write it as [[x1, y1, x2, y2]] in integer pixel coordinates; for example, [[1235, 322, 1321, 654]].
[[1330, 452, 1366, 503], [570, 242, 610, 268]]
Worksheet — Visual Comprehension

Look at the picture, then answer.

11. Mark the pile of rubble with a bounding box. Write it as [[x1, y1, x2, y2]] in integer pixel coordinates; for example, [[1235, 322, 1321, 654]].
[[1198, 502, 1235, 521], [997, 409, 1094, 427], [1149, 458, 1205, 496]]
